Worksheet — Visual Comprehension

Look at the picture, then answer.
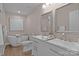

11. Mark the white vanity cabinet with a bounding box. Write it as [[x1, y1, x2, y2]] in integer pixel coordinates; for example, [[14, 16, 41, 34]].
[[37, 45, 51, 56], [32, 39, 38, 56], [31, 37, 59, 56], [37, 44, 59, 56], [31, 36, 79, 56]]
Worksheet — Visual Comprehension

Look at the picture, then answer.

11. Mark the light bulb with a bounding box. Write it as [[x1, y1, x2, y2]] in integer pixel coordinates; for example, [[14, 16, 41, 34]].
[[62, 33, 64, 35], [42, 4, 46, 9], [18, 10, 20, 13]]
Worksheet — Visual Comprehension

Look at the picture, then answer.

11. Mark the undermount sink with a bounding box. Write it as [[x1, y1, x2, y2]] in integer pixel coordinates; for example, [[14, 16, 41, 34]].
[[33, 35, 54, 41]]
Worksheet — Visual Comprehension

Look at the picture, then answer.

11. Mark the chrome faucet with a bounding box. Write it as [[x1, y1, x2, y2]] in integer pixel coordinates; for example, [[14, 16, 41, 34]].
[[49, 33, 56, 39]]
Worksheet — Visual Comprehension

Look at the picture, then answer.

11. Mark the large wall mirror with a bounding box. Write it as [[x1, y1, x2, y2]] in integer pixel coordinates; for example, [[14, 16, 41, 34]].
[[55, 3, 79, 32], [41, 11, 53, 35], [69, 9, 79, 32]]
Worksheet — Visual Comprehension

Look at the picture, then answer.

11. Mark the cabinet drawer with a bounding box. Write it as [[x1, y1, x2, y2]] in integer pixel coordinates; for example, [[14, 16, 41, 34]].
[[48, 44, 71, 56], [32, 37, 47, 46], [48, 48, 60, 56]]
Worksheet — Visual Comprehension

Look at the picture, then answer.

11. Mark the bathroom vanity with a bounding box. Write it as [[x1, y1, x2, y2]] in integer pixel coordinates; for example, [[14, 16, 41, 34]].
[[31, 35, 57, 56], [31, 35, 79, 56]]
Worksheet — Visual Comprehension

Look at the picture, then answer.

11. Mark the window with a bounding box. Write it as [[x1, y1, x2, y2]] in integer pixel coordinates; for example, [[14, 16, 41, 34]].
[[10, 16, 23, 31]]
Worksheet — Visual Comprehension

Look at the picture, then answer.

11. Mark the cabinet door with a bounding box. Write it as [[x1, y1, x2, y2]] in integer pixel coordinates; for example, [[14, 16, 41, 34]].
[[48, 48, 60, 56], [37, 42, 59, 56], [32, 41, 38, 56], [48, 44, 66, 56], [37, 45, 53, 56], [32, 45, 38, 56]]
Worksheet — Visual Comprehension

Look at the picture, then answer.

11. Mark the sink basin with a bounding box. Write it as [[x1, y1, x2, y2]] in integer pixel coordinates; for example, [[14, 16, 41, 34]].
[[32, 35, 53, 41]]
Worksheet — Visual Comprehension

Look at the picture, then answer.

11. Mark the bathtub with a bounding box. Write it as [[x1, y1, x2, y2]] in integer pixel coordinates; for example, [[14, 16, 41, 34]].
[[8, 35, 28, 47]]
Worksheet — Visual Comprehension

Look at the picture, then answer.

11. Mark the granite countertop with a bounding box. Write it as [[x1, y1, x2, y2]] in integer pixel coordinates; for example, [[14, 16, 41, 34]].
[[32, 35, 79, 52], [47, 38, 79, 52]]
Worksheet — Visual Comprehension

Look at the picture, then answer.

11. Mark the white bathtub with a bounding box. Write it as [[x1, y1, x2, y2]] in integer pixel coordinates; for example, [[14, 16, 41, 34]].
[[8, 35, 28, 47]]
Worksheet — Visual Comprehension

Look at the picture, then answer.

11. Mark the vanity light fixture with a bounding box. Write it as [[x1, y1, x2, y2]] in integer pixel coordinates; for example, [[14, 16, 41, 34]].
[[44, 2, 52, 6], [62, 33, 65, 35], [18, 10, 21, 13], [42, 4, 46, 9], [42, 3, 52, 9]]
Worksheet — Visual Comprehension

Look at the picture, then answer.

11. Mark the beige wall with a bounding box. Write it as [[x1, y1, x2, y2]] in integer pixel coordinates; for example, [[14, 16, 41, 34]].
[[0, 3, 6, 26], [0, 3, 8, 44], [5, 5, 43, 35], [24, 5, 43, 35], [0, 3, 3, 24], [1, 3, 76, 44], [5, 3, 68, 36]]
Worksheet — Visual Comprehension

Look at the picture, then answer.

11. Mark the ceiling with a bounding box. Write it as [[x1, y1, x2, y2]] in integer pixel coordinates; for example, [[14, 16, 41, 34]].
[[3, 3, 42, 16]]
